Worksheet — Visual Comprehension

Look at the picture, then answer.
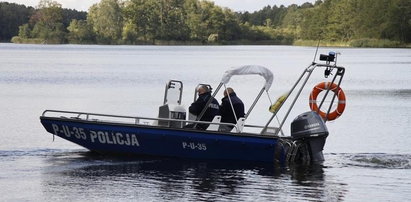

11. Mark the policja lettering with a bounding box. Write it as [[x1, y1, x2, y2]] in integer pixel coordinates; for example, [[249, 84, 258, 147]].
[[90, 130, 140, 146]]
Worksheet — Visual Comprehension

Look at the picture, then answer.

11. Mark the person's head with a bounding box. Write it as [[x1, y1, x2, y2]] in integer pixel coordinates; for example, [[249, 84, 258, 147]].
[[197, 85, 209, 95], [223, 87, 234, 97]]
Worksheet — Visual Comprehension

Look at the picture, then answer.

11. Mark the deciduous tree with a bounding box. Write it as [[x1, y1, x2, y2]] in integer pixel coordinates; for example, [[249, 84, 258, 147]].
[[88, 0, 123, 44]]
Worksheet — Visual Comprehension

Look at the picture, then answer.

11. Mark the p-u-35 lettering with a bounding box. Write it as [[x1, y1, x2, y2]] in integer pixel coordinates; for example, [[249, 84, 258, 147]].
[[51, 124, 140, 147], [182, 142, 207, 151]]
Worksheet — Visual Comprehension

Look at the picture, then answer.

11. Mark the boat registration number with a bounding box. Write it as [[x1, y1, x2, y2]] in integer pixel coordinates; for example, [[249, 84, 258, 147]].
[[182, 142, 207, 151], [51, 124, 140, 147]]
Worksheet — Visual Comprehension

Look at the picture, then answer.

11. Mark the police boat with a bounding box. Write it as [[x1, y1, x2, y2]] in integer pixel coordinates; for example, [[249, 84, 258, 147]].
[[40, 52, 346, 165]]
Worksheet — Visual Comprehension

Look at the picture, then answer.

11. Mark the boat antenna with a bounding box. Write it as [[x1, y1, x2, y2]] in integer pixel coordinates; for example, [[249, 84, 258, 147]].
[[312, 40, 321, 64]]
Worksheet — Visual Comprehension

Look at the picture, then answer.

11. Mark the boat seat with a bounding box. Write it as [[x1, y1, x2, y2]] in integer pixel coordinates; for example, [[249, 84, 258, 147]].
[[231, 117, 246, 133], [206, 115, 221, 131]]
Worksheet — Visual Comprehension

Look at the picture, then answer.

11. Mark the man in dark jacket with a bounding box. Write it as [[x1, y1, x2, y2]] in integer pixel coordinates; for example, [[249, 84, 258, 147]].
[[188, 85, 220, 130], [220, 88, 245, 130]]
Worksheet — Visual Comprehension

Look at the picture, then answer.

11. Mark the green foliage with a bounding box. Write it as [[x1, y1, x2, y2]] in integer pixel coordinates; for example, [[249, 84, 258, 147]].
[[157, 0, 190, 41], [88, 0, 123, 44], [25, 0, 66, 43], [4, 0, 410, 47], [0, 2, 34, 41], [294, 0, 411, 45], [238, 0, 410, 46], [61, 9, 87, 27], [184, 0, 237, 42], [184, 0, 207, 41], [123, 0, 163, 43], [11, 36, 44, 43], [384, 0, 411, 43], [6, 1, 85, 43], [67, 19, 95, 44], [350, 38, 404, 48], [18, 24, 31, 38], [122, 21, 140, 44], [239, 5, 289, 28], [293, 39, 350, 47], [281, 5, 304, 31], [122, 0, 241, 44]]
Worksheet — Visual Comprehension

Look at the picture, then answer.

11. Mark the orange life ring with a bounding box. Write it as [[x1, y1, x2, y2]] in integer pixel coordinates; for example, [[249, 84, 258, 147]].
[[309, 82, 346, 121]]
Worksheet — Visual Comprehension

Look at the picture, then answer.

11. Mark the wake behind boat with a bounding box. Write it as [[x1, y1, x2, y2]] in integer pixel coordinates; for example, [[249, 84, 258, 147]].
[[40, 51, 346, 165]]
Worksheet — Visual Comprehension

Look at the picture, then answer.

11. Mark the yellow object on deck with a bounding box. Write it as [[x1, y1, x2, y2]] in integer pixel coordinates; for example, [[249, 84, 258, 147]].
[[269, 93, 288, 113]]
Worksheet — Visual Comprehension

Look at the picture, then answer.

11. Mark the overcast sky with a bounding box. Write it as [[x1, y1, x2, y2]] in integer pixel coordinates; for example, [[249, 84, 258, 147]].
[[4, 0, 315, 12]]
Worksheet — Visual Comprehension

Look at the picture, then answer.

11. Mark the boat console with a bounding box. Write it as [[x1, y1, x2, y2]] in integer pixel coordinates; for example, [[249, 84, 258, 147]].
[[157, 80, 187, 128]]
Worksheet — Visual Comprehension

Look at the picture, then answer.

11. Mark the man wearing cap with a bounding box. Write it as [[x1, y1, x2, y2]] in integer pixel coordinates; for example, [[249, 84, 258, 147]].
[[188, 85, 220, 130]]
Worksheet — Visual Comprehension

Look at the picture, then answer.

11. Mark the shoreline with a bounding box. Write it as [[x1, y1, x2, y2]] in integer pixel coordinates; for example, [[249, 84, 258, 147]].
[[6, 38, 411, 48]]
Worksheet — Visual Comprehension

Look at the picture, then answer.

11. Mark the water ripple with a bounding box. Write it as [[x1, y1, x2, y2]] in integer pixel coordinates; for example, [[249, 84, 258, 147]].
[[329, 153, 411, 169]]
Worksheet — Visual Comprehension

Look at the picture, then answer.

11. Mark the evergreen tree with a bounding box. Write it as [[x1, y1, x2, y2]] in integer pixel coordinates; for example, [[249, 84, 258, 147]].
[[0, 2, 34, 41]]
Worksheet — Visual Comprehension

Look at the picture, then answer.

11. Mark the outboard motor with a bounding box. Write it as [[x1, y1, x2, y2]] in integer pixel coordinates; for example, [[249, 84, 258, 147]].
[[291, 111, 329, 163]]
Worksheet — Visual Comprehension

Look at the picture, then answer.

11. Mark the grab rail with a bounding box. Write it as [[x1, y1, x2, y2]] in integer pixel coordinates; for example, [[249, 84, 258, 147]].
[[41, 110, 247, 133]]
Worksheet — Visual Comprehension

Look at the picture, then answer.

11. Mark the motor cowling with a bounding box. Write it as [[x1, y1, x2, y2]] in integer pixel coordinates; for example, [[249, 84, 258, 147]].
[[291, 111, 329, 163]]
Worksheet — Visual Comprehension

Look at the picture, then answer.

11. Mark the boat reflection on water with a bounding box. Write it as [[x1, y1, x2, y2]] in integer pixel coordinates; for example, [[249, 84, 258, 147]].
[[42, 151, 347, 201]]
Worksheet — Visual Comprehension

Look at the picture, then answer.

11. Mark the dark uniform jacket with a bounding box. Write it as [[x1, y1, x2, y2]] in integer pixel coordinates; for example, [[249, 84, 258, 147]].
[[220, 92, 245, 124], [189, 92, 220, 129]]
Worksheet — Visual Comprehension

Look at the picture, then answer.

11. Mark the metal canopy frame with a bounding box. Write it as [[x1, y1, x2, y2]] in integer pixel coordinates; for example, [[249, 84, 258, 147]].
[[194, 65, 273, 130]]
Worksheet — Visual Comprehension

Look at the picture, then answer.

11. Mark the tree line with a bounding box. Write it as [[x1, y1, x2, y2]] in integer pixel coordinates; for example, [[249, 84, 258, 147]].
[[1, 0, 410, 47], [0, 1, 87, 43]]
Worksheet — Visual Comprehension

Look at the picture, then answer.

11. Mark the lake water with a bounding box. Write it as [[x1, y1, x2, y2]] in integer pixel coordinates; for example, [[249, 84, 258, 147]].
[[0, 44, 410, 201]]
